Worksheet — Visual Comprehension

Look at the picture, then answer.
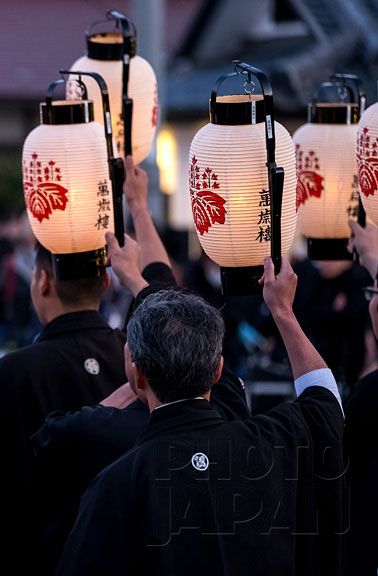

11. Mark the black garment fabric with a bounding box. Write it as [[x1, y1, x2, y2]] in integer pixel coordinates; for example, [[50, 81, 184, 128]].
[[32, 367, 249, 575], [124, 261, 178, 329], [344, 369, 378, 576], [57, 387, 345, 576], [293, 260, 371, 389], [0, 310, 126, 576]]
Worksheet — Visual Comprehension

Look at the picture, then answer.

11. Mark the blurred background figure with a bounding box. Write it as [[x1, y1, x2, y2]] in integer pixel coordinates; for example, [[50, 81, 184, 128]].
[[293, 258, 372, 396], [0, 210, 40, 353]]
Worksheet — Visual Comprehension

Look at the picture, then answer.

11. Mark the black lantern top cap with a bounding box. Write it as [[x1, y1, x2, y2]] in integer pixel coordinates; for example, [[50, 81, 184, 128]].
[[40, 78, 94, 125], [86, 11, 137, 60], [209, 61, 272, 126], [309, 73, 366, 124]]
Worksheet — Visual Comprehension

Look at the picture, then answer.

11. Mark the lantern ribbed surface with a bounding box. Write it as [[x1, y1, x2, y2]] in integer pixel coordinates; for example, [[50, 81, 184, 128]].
[[189, 122, 297, 267], [22, 122, 114, 254], [293, 124, 359, 238], [357, 102, 378, 226], [68, 55, 158, 163]]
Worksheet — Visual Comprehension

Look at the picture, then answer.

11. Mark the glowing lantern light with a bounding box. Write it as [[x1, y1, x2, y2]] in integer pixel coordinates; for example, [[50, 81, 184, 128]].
[[189, 61, 297, 295], [293, 74, 366, 259], [357, 98, 378, 226], [68, 10, 158, 163], [22, 73, 124, 279]]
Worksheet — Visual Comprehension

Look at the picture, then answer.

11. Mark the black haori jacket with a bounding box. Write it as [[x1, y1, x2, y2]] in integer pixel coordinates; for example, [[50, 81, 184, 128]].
[[56, 387, 346, 576], [32, 366, 249, 576]]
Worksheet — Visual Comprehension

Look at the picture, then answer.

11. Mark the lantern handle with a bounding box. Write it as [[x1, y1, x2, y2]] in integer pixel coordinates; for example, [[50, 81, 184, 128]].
[[232, 60, 276, 166], [107, 10, 137, 39], [209, 71, 239, 106], [86, 12, 137, 42], [60, 70, 114, 159], [45, 79, 66, 109], [60, 69, 125, 247], [330, 73, 366, 115]]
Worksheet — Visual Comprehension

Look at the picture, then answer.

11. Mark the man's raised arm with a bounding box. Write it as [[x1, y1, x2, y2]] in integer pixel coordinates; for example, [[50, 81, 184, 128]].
[[260, 256, 342, 409], [124, 155, 171, 271]]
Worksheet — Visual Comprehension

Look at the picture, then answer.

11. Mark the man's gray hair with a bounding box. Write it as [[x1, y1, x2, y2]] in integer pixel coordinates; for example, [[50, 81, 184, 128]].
[[127, 289, 225, 403]]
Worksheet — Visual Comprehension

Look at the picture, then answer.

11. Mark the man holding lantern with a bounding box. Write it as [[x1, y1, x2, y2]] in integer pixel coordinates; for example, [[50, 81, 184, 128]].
[[0, 156, 175, 575], [54, 242, 346, 576]]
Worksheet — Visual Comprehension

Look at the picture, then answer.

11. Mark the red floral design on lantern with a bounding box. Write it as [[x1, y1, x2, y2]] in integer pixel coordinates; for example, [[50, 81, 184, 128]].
[[23, 153, 68, 222], [151, 85, 158, 128], [189, 156, 226, 235], [357, 126, 378, 197], [295, 144, 324, 211]]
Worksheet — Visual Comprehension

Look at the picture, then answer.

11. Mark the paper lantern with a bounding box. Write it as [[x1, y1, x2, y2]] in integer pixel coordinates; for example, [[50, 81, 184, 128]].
[[189, 62, 297, 295], [357, 101, 378, 225], [22, 75, 124, 279], [293, 74, 365, 259], [68, 10, 158, 163]]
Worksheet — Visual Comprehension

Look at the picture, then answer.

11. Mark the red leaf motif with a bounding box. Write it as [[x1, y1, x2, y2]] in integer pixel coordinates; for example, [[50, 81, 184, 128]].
[[296, 170, 324, 210], [357, 127, 378, 197], [151, 86, 158, 127], [189, 155, 227, 234], [295, 144, 324, 210], [29, 189, 52, 222], [192, 195, 212, 235], [23, 181, 33, 209], [296, 180, 308, 210], [197, 191, 226, 225], [357, 155, 378, 198], [38, 182, 68, 211], [22, 153, 69, 222]]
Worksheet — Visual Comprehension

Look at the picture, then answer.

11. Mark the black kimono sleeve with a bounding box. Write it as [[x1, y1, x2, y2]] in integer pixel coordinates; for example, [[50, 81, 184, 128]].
[[344, 369, 378, 575], [32, 402, 150, 575], [210, 366, 250, 421], [248, 385, 346, 575], [56, 452, 140, 576]]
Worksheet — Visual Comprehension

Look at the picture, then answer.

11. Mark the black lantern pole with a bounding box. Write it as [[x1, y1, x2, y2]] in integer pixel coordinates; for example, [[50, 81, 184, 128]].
[[233, 61, 284, 275], [60, 70, 125, 247], [107, 10, 136, 157]]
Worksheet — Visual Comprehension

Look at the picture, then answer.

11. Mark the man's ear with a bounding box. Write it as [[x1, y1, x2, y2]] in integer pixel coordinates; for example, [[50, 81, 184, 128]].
[[134, 363, 148, 395], [213, 355, 224, 384], [38, 268, 52, 297]]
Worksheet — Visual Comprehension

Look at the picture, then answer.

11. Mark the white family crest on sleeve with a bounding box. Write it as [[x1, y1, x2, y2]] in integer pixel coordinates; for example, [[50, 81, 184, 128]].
[[191, 452, 209, 471], [84, 358, 100, 375]]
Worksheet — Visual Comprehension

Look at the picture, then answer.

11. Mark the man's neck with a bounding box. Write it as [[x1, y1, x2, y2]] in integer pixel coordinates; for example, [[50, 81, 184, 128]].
[[42, 303, 99, 325], [148, 391, 211, 413]]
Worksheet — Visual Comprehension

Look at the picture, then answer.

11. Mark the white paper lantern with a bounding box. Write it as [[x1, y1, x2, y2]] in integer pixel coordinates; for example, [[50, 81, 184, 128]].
[[189, 84, 297, 294], [357, 101, 378, 225], [22, 99, 114, 276], [293, 77, 363, 259], [68, 15, 158, 163]]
